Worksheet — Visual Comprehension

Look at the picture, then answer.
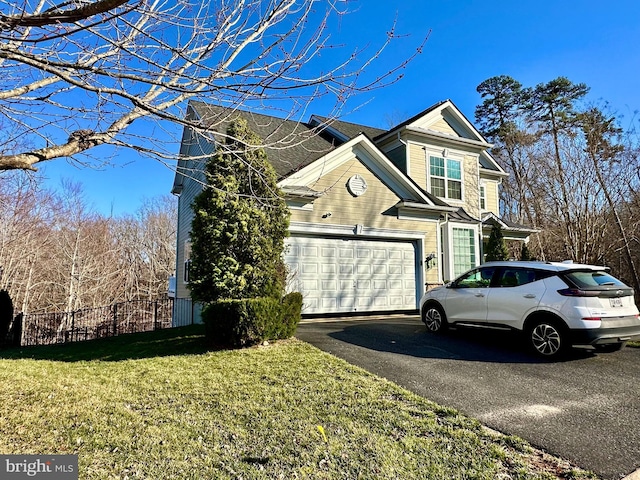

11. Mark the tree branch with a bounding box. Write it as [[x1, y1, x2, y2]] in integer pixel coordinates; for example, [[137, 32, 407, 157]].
[[0, 0, 132, 29]]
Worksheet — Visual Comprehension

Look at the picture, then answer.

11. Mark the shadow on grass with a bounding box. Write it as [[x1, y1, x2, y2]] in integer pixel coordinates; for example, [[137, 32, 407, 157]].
[[0, 325, 209, 362]]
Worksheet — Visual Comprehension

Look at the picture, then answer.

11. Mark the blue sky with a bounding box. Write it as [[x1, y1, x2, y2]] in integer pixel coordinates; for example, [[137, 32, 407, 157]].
[[39, 0, 640, 216]]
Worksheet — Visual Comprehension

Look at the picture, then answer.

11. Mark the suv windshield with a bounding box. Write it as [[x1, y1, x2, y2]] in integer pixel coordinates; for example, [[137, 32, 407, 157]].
[[564, 270, 626, 288]]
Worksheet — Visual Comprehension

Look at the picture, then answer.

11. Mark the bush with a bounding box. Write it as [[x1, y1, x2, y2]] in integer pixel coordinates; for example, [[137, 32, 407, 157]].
[[280, 292, 303, 338], [203, 294, 302, 348]]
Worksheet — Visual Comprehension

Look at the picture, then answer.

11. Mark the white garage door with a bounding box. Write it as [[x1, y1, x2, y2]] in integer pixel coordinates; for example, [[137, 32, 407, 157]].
[[284, 236, 417, 315]]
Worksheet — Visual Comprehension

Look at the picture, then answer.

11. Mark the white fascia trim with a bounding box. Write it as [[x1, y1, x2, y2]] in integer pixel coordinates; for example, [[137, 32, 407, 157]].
[[397, 201, 458, 213], [279, 134, 434, 206], [397, 211, 442, 223], [479, 167, 509, 179], [288, 221, 426, 241], [405, 127, 490, 150]]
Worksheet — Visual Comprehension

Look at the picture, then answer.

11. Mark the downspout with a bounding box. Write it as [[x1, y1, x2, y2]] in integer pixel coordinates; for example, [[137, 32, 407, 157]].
[[438, 213, 448, 284]]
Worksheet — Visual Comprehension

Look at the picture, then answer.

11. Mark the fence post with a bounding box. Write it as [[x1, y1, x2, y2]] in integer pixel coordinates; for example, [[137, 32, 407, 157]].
[[11, 313, 23, 347], [113, 303, 118, 336], [69, 310, 75, 343], [154, 300, 159, 330]]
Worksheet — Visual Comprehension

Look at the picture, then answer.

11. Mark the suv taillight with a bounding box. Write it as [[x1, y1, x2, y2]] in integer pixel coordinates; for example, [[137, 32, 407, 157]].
[[557, 288, 601, 297]]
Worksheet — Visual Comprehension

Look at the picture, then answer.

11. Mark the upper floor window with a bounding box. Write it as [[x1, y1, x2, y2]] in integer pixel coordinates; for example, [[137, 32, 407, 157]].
[[429, 155, 462, 200], [480, 185, 486, 210]]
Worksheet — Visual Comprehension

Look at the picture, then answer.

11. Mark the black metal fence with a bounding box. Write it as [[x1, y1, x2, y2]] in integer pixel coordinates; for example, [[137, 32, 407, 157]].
[[17, 297, 174, 347]]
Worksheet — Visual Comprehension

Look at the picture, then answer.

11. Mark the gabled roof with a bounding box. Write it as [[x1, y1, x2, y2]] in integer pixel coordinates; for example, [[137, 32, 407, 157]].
[[308, 115, 386, 143], [279, 133, 451, 211], [377, 99, 488, 144], [373, 100, 506, 175], [482, 212, 539, 233], [178, 100, 505, 192], [188, 102, 339, 179]]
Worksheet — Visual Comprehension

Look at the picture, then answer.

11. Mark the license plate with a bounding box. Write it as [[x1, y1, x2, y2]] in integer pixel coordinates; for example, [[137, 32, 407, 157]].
[[609, 297, 623, 308]]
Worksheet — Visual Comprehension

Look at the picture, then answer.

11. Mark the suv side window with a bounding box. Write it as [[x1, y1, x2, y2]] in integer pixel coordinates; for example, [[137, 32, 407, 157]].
[[495, 268, 538, 287], [455, 267, 495, 288]]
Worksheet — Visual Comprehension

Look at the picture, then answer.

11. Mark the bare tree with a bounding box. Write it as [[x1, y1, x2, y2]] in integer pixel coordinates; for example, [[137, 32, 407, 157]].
[[0, 171, 176, 313], [112, 195, 177, 301], [0, 0, 425, 171]]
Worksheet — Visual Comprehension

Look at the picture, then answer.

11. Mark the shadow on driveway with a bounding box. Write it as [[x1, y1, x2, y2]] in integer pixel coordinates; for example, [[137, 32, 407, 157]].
[[320, 317, 595, 364]]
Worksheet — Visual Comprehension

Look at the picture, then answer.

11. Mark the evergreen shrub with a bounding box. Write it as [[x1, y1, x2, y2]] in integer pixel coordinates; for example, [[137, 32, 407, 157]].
[[203, 295, 302, 348]]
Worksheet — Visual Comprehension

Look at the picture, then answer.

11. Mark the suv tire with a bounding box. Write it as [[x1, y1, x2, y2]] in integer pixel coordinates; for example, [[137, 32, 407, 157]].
[[423, 304, 448, 333], [527, 318, 566, 358]]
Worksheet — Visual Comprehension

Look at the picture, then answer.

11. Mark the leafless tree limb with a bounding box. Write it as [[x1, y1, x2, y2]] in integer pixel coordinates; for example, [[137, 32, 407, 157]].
[[0, 0, 426, 171]]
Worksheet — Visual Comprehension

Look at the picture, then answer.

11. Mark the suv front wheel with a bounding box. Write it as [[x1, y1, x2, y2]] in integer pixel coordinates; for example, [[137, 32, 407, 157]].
[[423, 304, 448, 333], [527, 319, 566, 358]]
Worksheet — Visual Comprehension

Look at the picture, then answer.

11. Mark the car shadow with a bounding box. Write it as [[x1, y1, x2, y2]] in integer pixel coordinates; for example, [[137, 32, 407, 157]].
[[325, 319, 596, 364]]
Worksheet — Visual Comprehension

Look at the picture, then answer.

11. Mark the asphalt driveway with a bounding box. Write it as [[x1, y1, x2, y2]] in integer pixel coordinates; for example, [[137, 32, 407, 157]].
[[296, 315, 640, 479]]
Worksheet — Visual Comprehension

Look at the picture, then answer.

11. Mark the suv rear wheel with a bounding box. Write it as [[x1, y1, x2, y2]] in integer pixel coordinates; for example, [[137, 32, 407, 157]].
[[528, 319, 566, 358]]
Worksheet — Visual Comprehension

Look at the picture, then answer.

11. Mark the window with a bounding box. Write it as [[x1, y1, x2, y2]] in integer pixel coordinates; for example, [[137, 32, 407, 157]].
[[430, 155, 462, 200], [452, 228, 476, 277], [455, 267, 495, 288], [564, 270, 625, 288], [496, 268, 538, 287], [480, 185, 486, 210], [183, 240, 192, 283], [183, 259, 192, 283]]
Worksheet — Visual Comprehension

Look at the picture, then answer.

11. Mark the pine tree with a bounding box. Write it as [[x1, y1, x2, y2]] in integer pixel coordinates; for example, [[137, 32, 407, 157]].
[[485, 224, 509, 262], [189, 119, 290, 303]]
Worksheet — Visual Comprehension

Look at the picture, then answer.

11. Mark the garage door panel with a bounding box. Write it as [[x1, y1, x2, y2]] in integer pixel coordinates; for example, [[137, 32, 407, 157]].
[[339, 280, 353, 290], [321, 298, 337, 309], [321, 264, 336, 274], [301, 246, 319, 257], [301, 263, 318, 274], [388, 264, 403, 275], [285, 236, 418, 315], [356, 265, 371, 274], [322, 280, 337, 290]]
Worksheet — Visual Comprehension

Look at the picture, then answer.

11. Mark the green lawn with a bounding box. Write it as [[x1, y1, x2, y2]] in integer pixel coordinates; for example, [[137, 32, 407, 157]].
[[0, 326, 595, 479]]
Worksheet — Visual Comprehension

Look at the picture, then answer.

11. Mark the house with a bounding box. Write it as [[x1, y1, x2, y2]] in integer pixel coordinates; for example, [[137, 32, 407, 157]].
[[170, 100, 535, 323]]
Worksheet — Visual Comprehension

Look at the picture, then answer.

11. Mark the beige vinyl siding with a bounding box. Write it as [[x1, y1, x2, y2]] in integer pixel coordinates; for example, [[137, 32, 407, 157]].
[[430, 118, 457, 135], [463, 154, 480, 218], [408, 143, 427, 191], [483, 179, 499, 215]]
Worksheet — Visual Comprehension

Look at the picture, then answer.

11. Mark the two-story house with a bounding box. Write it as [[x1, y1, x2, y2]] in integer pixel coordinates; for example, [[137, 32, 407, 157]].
[[171, 100, 535, 323]]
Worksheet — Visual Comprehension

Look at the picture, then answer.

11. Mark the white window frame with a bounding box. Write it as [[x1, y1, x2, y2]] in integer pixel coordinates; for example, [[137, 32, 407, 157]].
[[479, 183, 486, 211], [426, 151, 465, 202], [183, 239, 192, 284], [441, 223, 480, 282]]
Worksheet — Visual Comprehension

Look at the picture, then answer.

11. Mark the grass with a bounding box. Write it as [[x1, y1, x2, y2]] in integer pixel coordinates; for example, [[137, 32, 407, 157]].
[[0, 326, 596, 479]]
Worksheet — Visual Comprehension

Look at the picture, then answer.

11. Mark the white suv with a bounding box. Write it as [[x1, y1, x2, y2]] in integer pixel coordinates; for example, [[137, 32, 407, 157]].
[[420, 261, 640, 358]]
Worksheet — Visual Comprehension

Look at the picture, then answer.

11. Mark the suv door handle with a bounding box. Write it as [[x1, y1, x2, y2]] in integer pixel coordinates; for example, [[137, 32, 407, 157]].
[[474, 293, 485, 298], [523, 294, 536, 298]]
